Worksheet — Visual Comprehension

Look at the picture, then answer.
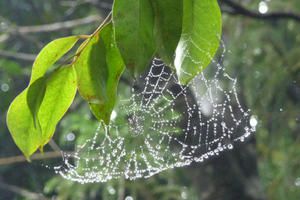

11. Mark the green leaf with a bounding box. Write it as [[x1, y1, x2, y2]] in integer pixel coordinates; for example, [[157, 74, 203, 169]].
[[30, 36, 79, 83], [27, 77, 47, 128], [174, 0, 222, 84], [7, 66, 77, 158], [38, 66, 77, 145], [75, 23, 125, 124], [24, 36, 79, 124], [113, 0, 155, 76], [151, 0, 183, 66], [6, 90, 42, 158]]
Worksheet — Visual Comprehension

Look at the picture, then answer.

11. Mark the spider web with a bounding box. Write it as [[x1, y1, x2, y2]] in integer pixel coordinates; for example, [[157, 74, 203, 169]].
[[53, 44, 256, 184]]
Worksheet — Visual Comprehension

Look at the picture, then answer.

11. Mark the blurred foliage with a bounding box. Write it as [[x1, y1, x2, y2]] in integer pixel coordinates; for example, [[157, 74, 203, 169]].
[[223, 1, 300, 199], [0, 0, 299, 199]]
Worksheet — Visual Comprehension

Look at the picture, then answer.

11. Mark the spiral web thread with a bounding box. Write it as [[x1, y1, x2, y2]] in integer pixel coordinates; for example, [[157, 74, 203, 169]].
[[54, 44, 256, 184]]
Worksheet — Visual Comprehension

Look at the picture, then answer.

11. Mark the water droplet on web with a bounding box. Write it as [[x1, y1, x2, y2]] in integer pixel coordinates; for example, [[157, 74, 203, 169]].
[[110, 110, 117, 121], [250, 115, 258, 128]]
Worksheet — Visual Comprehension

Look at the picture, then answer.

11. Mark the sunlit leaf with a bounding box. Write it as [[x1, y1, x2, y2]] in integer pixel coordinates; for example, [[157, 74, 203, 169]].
[[7, 66, 77, 158], [6, 90, 42, 158], [30, 36, 79, 83], [174, 0, 222, 84], [38, 66, 77, 146], [113, 0, 155, 76], [27, 77, 47, 128], [75, 23, 125, 124], [151, 0, 183, 66], [25, 36, 79, 122]]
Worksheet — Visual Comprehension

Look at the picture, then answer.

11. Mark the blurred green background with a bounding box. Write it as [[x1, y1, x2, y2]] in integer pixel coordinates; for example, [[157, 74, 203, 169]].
[[0, 0, 299, 199]]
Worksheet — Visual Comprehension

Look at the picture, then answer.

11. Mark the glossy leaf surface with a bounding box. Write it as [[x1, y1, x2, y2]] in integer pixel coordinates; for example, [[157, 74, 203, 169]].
[[27, 77, 47, 128], [38, 66, 77, 145], [75, 23, 125, 124], [26, 36, 79, 122], [174, 0, 222, 84], [151, 0, 183, 66], [7, 66, 77, 158], [30, 36, 79, 83], [113, 0, 155, 75]]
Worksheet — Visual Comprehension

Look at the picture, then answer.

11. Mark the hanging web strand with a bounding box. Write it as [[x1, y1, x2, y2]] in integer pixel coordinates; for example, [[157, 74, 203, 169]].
[[54, 43, 255, 184]]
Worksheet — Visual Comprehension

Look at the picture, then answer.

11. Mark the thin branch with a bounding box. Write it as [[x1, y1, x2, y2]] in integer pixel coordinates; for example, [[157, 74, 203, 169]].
[[0, 151, 70, 166], [0, 180, 48, 200], [62, 0, 300, 23], [221, 0, 300, 22], [0, 50, 36, 62], [13, 15, 101, 34], [49, 139, 62, 152], [61, 0, 112, 11]]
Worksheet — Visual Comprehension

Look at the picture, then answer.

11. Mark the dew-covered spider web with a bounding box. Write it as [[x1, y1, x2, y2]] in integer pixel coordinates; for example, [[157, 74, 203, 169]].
[[53, 44, 256, 184]]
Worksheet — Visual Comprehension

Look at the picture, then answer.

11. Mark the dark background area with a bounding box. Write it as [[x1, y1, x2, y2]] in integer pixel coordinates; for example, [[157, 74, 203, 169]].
[[0, 0, 299, 199]]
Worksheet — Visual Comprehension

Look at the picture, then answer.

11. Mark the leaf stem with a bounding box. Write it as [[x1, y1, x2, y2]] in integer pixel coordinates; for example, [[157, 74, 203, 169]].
[[69, 12, 113, 65], [90, 12, 112, 37], [55, 12, 113, 68]]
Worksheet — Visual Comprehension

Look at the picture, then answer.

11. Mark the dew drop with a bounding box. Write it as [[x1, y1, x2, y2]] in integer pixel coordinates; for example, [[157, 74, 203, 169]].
[[250, 115, 258, 128], [110, 110, 117, 121]]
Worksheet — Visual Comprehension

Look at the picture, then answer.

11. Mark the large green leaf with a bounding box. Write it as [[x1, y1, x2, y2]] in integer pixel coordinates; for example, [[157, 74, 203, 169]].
[[6, 90, 42, 158], [174, 0, 222, 84], [7, 36, 79, 158], [113, 0, 155, 75], [30, 36, 79, 83], [75, 23, 125, 124], [38, 66, 77, 145], [25, 36, 78, 125], [7, 66, 77, 158], [151, 0, 183, 66], [27, 77, 47, 128]]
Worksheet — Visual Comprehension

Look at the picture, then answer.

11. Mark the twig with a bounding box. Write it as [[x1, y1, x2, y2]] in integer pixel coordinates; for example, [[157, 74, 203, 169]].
[[13, 15, 101, 34], [49, 139, 62, 152], [61, 0, 112, 11], [0, 50, 36, 62], [221, 0, 300, 22], [0, 151, 70, 166]]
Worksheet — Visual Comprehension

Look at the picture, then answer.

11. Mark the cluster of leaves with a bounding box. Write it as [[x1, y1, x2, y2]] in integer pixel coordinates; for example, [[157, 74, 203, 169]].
[[6, 0, 222, 158]]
